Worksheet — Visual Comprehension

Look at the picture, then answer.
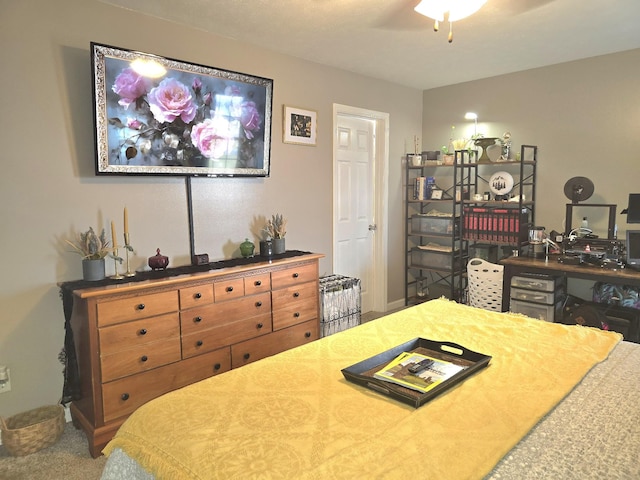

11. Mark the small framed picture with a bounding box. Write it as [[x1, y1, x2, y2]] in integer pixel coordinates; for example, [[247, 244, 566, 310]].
[[283, 105, 317, 146], [430, 189, 443, 200]]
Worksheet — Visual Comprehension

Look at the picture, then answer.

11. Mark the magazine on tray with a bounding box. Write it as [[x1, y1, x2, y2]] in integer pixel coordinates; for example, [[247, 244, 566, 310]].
[[374, 351, 467, 394]]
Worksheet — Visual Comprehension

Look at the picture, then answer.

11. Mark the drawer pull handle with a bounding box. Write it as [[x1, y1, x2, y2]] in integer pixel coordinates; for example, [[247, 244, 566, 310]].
[[214, 363, 221, 371], [196, 340, 203, 347], [194, 292, 202, 299], [294, 312, 300, 318], [256, 301, 262, 307], [257, 323, 264, 329], [305, 332, 312, 338], [293, 273, 299, 278], [194, 316, 202, 323], [226, 286, 233, 292], [137, 304, 145, 310], [255, 280, 262, 286], [243, 353, 250, 360], [121, 393, 130, 401], [293, 292, 300, 298], [139, 328, 147, 336], [141, 355, 148, 362]]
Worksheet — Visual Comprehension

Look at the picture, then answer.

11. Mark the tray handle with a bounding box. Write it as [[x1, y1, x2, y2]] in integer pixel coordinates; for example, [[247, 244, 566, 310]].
[[440, 343, 464, 356]]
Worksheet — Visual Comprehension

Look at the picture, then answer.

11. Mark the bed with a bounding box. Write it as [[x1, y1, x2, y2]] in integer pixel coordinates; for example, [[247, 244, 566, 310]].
[[100, 298, 640, 479]]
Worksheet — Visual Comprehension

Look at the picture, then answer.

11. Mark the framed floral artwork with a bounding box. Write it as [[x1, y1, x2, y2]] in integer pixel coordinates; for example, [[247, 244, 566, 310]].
[[282, 106, 317, 146], [91, 42, 273, 177]]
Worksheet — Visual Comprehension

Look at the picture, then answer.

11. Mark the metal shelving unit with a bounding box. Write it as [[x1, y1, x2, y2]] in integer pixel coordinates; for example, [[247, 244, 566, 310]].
[[404, 154, 471, 306]]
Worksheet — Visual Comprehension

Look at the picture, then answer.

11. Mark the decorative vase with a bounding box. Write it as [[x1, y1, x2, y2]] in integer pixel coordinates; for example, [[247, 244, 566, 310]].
[[148, 248, 169, 270], [409, 154, 422, 167], [259, 240, 273, 257], [272, 238, 286, 255], [474, 137, 499, 163], [82, 258, 105, 281], [240, 238, 255, 257]]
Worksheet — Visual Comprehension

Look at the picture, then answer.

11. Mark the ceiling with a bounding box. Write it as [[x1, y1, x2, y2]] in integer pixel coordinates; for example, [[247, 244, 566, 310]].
[[101, 0, 640, 90]]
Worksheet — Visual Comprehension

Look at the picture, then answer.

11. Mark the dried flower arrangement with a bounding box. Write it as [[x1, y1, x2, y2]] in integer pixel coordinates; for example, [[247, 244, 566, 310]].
[[66, 227, 112, 260], [262, 213, 287, 239]]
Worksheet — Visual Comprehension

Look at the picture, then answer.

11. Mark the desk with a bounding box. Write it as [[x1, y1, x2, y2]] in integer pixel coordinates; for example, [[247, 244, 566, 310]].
[[500, 255, 640, 312]]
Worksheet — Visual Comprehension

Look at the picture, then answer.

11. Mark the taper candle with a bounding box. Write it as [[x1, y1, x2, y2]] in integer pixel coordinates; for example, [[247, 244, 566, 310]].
[[111, 220, 118, 249], [124, 207, 129, 235]]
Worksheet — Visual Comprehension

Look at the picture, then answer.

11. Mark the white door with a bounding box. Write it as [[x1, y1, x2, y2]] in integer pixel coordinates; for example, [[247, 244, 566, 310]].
[[334, 106, 388, 314]]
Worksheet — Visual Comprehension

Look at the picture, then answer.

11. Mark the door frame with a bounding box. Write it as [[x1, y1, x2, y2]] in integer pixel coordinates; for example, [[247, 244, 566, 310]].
[[332, 103, 389, 313]]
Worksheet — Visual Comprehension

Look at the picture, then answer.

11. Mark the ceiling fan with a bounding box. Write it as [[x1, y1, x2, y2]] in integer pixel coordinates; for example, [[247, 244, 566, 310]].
[[375, 0, 557, 32]]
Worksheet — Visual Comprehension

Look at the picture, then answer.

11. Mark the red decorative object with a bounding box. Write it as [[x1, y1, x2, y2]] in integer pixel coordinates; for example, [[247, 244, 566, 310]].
[[148, 248, 169, 270]]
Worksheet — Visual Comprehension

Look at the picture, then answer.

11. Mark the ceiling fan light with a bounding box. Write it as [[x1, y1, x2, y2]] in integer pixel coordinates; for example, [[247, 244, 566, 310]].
[[447, 0, 487, 22], [414, 0, 446, 22], [130, 58, 167, 78]]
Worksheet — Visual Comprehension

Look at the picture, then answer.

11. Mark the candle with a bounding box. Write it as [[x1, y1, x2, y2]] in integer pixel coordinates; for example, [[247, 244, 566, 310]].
[[111, 220, 118, 249], [124, 207, 129, 235]]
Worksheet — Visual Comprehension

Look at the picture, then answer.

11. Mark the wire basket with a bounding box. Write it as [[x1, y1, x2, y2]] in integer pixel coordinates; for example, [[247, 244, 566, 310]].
[[0, 405, 65, 456]]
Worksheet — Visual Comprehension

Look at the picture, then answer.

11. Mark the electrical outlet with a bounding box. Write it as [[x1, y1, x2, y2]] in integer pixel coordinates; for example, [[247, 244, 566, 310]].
[[0, 366, 11, 393]]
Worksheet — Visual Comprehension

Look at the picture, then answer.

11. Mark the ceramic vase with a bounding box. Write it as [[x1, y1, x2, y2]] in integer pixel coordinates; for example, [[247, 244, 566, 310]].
[[82, 258, 105, 281], [273, 238, 286, 255]]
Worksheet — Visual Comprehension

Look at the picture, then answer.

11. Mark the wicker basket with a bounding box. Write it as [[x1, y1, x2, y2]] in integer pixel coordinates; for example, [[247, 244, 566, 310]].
[[0, 405, 65, 456]]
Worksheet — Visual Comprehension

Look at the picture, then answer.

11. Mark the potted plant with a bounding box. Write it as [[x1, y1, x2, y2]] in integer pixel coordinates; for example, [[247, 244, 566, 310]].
[[262, 213, 287, 255], [440, 145, 455, 165], [66, 227, 111, 281]]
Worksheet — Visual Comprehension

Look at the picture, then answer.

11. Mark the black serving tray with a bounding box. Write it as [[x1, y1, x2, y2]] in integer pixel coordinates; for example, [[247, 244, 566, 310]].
[[341, 337, 491, 408]]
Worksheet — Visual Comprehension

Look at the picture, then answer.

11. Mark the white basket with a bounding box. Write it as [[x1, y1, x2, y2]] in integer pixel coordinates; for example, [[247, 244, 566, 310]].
[[467, 258, 504, 311]]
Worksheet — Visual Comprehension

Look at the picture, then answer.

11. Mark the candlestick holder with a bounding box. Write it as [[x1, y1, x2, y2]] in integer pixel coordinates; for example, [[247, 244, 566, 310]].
[[110, 248, 125, 280], [123, 233, 136, 277]]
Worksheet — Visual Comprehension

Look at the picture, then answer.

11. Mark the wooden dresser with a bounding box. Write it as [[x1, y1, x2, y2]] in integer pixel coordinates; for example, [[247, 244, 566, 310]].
[[66, 253, 323, 457]]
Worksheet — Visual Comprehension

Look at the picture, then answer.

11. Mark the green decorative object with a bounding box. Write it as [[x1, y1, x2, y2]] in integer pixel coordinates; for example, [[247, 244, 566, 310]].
[[240, 238, 255, 257]]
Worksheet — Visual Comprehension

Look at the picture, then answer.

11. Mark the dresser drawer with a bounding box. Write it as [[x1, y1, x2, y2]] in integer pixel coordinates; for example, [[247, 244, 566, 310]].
[[231, 319, 318, 368], [102, 347, 231, 423], [180, 292, 271, 335], [182, 312, 272, 358], [179, 284, 214, 310], [271, 281, 318, 310], [99, 313, 179, 355], [214, 277, 245, 302], [101, 337, 182, 382], [272, 301, 318, 331], [97, 291, 178, 327], [244, 273, 271, 295], [271, 262, 318, 289]]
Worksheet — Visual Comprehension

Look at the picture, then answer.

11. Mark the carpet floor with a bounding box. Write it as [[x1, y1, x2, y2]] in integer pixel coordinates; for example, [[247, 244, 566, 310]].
[[0, 422, 106, 480]]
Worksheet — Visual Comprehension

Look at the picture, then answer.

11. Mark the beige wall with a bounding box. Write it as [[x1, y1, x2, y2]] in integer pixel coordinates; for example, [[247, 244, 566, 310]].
[[0, 0, 421, 417]]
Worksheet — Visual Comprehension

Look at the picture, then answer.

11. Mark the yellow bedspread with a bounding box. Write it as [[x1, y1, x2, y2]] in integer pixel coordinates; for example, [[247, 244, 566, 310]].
[[103, 298, 621, 480]]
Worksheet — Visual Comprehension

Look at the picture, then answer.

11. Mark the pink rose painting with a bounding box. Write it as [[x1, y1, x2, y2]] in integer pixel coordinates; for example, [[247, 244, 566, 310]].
[[191, 117, 232, 159], [98, 44, 271, 175], [112, 68, 151, 109], [147, 78, 197, 124]]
